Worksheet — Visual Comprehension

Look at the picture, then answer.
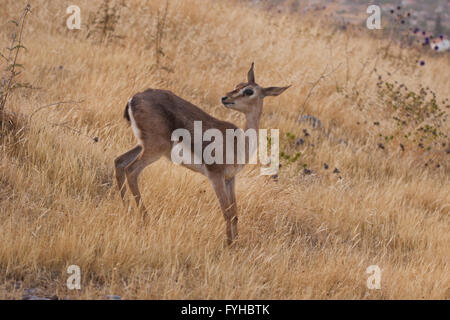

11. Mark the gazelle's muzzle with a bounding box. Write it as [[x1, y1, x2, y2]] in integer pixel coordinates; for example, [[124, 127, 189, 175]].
[[221, 96, 235, 106]]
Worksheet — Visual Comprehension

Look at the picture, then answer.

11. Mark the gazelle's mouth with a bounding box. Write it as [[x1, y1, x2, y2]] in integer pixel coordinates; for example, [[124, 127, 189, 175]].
[[223, 102, 235, 106]]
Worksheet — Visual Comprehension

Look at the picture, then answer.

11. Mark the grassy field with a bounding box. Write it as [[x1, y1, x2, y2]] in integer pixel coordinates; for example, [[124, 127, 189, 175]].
[[0, 0, 449, 299]]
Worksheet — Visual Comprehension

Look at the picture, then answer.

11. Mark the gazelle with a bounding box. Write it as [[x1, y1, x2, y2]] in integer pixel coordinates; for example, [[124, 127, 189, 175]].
[[115, 63, 289, 244]]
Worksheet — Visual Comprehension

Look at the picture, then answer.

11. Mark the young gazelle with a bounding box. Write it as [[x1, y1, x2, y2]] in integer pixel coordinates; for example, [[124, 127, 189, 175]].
[[115, 63, 289, 244]]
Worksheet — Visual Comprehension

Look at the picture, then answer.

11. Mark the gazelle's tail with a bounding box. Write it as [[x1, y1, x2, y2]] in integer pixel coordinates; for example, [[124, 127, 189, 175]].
[[123, 99, 131, 123]]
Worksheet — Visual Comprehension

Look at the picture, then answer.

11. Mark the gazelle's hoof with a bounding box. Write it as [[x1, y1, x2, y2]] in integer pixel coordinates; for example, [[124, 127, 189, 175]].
[[226, 237, 238, 247]]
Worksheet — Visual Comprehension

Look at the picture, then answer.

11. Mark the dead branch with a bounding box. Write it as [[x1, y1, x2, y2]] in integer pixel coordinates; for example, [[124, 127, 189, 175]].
[[297, 63, 342, 122], [28, 100, 85, 122], [0, 3, 31, 111]]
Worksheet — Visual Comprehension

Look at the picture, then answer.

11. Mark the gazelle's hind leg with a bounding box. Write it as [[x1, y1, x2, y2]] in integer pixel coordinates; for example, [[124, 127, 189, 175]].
[[114, 145, 143, 203], [125, 140, 170, 218]]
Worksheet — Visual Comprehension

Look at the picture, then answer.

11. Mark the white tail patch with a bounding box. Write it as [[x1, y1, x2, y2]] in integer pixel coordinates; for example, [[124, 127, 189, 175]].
[[128, 98, 143, 145]]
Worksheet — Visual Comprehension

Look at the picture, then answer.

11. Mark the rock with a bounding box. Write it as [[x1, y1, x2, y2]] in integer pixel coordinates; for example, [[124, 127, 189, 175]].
[[303, 168, 313, 175], [22, 288, 58, 300], [22, 295, 52, 300], [296, 138, 305, 146], [333, 168, 340, 174], [324, 163, 329, 170], [105, 295, 122, 300], [23, 288, 38, 296]]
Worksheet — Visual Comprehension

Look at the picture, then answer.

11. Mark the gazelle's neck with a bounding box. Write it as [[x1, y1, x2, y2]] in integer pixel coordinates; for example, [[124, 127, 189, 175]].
[[244, 101, 263, 132], [243, 102, 263, 163], [244, 110, 261, 132]]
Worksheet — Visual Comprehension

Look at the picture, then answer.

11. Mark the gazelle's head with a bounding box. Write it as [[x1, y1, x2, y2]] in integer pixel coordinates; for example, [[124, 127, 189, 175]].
[[221, 63, 290, 114]]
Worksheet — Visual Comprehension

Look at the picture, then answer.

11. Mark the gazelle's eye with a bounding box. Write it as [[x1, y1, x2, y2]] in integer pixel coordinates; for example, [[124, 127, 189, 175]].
[[243, 89, 254, 96]]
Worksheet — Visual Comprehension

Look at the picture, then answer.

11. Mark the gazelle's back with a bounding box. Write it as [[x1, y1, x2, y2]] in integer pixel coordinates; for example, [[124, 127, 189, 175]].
[[125, 89, 237, 140]]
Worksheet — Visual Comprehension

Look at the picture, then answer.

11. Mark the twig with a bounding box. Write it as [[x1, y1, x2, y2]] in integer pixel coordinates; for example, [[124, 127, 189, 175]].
[[344, 31, 350, 88], [297, 63, 342, 122], [28, 99, 84, 122], [46, 120, 99, 143], [155, 0, 169, 66], [0, 3, 31, 111], [28, 99, 98, 142]]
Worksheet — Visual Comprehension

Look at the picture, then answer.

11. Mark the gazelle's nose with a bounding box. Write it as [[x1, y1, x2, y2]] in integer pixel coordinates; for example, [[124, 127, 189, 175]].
[[221, 96, 229, 103]]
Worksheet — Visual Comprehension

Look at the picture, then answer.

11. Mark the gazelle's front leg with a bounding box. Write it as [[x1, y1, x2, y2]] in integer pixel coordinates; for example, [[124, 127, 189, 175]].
[[208, 172, 238, 245], [226, 177, 238, 242]]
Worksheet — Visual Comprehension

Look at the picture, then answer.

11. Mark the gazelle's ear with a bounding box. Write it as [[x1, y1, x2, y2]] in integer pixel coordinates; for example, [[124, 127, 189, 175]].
[[262, 85, 291, 97], [247, 62, 255, 84]]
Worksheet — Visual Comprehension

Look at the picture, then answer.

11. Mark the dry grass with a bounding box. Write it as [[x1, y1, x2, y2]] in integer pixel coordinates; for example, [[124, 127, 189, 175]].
[[0, 0, 449, 299]]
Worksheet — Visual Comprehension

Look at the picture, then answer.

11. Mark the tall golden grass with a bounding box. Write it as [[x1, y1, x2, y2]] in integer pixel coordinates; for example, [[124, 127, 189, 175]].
[[0, 0, 449, 299]]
